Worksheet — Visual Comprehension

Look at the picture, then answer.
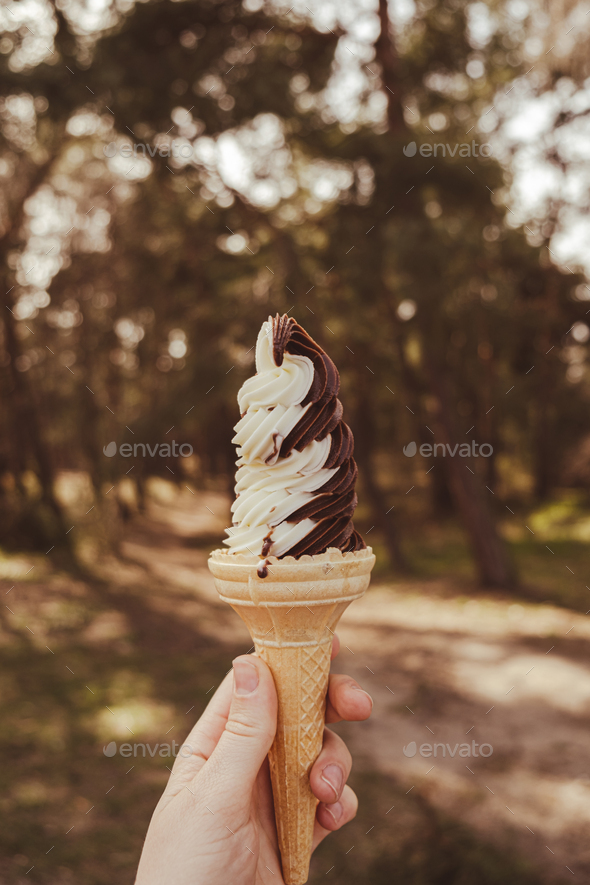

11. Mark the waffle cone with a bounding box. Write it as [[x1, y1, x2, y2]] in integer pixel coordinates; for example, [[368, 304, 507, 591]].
[[208, 546, 375, 884]]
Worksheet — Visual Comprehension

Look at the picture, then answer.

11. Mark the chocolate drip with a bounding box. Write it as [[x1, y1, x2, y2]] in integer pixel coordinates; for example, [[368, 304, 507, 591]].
[[257, 559, 270, 578], [269, 313, 365, 559], [261, 533, 273, 557]]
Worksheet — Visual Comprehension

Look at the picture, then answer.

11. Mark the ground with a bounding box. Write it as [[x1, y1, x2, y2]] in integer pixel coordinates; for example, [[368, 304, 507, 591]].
[[1, 482, 587, 884]]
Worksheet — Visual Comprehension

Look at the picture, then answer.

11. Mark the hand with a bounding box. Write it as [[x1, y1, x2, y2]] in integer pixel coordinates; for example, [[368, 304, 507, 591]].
[[135, 635, 373, 885]]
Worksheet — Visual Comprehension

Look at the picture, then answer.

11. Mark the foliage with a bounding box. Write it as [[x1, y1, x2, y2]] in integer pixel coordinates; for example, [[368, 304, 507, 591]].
[[1, 0, 589, 581]]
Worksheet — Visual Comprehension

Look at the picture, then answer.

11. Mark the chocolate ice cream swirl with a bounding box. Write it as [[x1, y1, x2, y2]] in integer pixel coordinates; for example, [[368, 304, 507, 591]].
[[224, 314, 365, 559]]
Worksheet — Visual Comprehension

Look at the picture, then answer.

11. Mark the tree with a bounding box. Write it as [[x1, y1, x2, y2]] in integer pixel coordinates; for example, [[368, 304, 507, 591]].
[[0, 0, 588, 588]]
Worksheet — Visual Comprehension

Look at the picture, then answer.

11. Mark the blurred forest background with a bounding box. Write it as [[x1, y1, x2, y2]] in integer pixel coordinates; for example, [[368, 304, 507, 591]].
[[2, 0, 590, 882]]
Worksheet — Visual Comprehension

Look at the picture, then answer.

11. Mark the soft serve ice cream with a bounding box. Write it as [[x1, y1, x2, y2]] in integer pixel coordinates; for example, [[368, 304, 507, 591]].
[[224, 314, 365, 561]]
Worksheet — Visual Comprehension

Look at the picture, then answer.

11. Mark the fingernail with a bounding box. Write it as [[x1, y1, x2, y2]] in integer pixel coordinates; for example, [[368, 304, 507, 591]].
[[323, 801, 343, 824], [351, 686, 374, 708], [233, 659, 259, 695], [320, 764, 343, 801]]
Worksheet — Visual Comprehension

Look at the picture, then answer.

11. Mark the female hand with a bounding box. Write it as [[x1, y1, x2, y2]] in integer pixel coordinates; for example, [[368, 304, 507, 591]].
[[136, 635, 373, 884]]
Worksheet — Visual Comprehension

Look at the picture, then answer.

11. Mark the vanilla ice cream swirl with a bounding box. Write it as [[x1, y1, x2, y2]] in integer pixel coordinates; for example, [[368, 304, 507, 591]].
[[224, 314, 365, 559]]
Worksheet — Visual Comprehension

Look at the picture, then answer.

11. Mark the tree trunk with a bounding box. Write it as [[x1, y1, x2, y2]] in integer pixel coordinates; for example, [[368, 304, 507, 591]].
[[375, 1, 514, 588], [376, 0, 406, 134], [533, 369, 552, 500], [533, 298, 557, 500], [393, 320, 454, 517], [2, 305, 70, 546], [424, 353, 516, 588], [353, 385, 410, 573], [0, 148, 68, 547]]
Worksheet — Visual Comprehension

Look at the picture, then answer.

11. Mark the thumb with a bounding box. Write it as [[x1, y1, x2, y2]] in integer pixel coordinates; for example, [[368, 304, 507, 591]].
[[207, 654, 277, 794]]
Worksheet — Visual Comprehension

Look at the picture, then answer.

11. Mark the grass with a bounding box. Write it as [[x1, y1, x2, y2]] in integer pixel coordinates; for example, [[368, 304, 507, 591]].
[[368, 498, 590, 612]]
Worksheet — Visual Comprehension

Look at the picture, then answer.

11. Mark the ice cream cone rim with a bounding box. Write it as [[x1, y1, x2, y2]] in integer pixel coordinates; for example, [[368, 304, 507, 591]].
[[209, 546, 374, 567], [251, 635, 333, 649], [216, 591, 366, 607]]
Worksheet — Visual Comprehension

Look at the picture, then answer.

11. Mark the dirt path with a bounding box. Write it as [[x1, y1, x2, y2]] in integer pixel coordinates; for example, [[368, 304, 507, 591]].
[[336, 588, 590, 882], [119, 490, 590, 883]]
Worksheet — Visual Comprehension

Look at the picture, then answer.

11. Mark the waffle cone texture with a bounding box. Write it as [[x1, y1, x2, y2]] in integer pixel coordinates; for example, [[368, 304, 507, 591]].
[[208, 547, 375, 884]]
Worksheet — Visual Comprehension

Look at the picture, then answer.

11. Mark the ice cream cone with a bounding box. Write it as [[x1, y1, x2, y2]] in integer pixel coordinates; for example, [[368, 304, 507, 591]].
[[208, 546, 375, 885]]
